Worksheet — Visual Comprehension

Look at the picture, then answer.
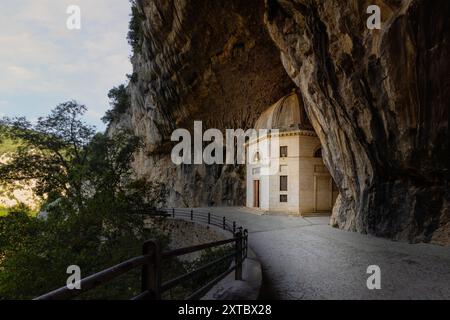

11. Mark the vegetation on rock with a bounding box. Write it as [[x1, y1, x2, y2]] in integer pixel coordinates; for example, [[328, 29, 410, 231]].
[[102, 84, 131, 124], [127, 0, 144, 54], [0, 138, 19, 156]]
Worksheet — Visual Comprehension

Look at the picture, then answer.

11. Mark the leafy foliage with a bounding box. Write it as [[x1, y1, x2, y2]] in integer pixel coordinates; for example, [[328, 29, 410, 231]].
[[0, 203, 35, 217], [127, 0, 144, 54], [102, 85, 130, 124], [126, 72, 138, 84], [162, 246, 235, 300], [0, 101, 233, 300], [0, 102, 170, 299], [0, 207, 8, 216], [0, 206, 167, 299], [184, 246, 234, 288], [0, 101, 96, 201], [0, 138, 19, 155]]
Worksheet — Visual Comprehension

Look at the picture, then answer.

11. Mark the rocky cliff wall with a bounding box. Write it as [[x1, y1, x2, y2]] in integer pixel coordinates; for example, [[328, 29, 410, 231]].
[[265, 0, 449, 244], [112, 0, 293, 207], [111, 0, 449, 244]]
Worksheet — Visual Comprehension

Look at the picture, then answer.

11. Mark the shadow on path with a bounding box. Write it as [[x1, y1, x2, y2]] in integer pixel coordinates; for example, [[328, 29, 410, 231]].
[[257, 268, 281, 300]]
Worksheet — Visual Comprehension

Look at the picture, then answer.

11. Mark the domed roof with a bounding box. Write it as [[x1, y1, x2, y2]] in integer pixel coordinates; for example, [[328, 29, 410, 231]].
[[254, 91, 313, 131]]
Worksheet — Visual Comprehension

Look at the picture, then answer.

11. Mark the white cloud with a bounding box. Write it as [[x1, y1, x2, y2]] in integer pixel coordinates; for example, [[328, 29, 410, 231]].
[[7, 65, 35, 80], [0, 0, 133, 129]]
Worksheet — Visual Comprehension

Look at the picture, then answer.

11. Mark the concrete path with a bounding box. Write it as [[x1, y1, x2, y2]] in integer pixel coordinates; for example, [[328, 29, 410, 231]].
[[193, 207, 450, 300]]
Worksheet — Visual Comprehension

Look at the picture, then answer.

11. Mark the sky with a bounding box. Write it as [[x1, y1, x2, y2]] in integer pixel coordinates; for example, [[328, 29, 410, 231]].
[[0, 0, 133, 131]]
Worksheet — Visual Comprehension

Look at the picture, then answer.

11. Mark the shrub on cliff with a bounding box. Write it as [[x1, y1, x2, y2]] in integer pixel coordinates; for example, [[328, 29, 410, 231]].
[[127, 0, 144, 54], [102, 84, 130, 124]]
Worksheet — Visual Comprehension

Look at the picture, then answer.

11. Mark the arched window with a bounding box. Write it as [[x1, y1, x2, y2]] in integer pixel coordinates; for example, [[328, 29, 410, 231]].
[[314, 147, 322, 158]]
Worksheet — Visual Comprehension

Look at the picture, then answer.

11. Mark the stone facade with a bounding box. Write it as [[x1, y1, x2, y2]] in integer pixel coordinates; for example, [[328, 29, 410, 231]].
[[246, 92, 338, 214]]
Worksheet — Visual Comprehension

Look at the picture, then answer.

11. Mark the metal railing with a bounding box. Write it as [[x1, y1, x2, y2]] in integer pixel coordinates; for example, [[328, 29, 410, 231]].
[[160, 208, 241, 234], [34, 209, 248, 300]]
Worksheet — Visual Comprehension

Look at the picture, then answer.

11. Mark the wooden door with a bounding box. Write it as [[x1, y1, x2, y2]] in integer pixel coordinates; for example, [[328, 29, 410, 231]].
[[253, 180, 260, 208], [315, 176, 331, 212]]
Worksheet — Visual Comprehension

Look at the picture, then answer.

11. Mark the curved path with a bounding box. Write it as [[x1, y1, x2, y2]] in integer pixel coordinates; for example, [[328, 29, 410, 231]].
[[193, 207, 450, 300]]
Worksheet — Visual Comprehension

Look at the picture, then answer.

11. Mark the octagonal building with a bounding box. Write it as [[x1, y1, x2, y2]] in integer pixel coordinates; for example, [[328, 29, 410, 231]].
[[246, 91, 338, 215]]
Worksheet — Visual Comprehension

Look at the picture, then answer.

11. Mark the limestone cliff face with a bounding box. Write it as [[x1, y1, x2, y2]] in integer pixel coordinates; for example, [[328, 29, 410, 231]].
[[265, 0, 449, 244], [112, 0, 449, 244], [0, 155, 40, 210], [113, 0, 293, 207]]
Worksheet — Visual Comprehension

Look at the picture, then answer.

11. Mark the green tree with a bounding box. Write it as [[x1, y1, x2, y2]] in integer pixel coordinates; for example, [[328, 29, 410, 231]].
[[0, 101, 95, 205], [127, 0, 144, 54], [0, 102, 169, 299], [102, 84, 130, 124]]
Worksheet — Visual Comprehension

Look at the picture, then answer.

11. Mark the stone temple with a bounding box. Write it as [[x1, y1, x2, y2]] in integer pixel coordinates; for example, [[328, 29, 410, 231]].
[[246, 91, 339, 215]]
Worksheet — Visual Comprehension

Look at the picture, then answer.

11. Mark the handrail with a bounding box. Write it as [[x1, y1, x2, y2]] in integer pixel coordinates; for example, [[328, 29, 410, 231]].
[[162, 237, 237, 259], [35, 255, 151, 300], [158, 208, 242, 234], [161, 252, 236, 292], [34, 208, 248, 300]]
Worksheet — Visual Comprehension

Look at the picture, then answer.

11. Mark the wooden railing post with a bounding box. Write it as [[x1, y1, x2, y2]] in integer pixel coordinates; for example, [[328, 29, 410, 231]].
[[243, 229, 248, 259], [172, 208, 175, 218], [235, 230, 243, 280], [190, 209, 193, 221], [36, 210, 250, 300], [141, 240, 161, 299]]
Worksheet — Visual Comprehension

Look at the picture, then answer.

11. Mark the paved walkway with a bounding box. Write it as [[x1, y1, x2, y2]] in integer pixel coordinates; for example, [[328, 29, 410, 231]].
[[194, 207, 450, 300]]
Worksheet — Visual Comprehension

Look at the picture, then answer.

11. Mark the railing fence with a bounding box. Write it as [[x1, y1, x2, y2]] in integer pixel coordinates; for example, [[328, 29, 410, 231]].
[[35, 208, 248, 300]]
